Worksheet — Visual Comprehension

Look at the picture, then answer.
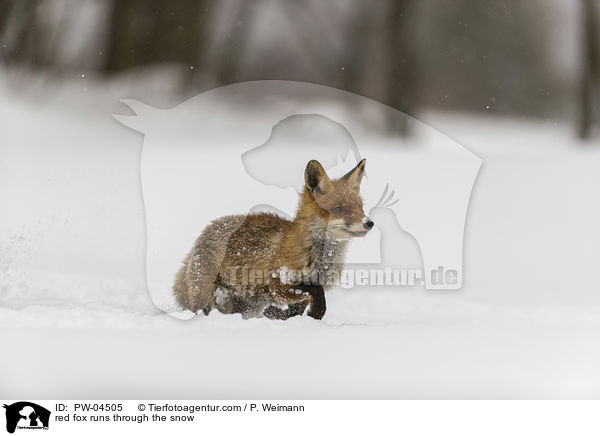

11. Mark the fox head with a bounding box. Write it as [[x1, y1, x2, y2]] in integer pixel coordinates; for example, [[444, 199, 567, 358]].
[[302, 159, 374, 240]]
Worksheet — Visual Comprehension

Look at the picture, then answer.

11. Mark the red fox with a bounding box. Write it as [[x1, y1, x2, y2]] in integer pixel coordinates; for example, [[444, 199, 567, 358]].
[[174, 159, 373, 320]]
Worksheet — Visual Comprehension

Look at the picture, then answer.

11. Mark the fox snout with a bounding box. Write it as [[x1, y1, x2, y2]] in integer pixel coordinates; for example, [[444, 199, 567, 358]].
[[343, 216, 373, 237]]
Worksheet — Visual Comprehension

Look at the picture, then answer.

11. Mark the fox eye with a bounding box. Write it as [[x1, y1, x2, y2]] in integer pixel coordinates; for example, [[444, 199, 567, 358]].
[[333, 206, 345, 213]]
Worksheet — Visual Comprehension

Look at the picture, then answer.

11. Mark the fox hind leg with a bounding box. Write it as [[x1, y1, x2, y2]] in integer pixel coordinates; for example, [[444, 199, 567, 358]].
[[263, 284, 324, 320], [174, 251, 220, 315], [174, 253, 191, 310]]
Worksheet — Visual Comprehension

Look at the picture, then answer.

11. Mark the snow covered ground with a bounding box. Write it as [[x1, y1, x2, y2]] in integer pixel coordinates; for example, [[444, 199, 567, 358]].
[[1, 70, 600, 399]]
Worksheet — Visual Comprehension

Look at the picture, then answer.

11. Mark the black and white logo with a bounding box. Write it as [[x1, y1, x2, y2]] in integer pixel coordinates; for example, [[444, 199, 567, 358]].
[[3, 402, 50, 434]]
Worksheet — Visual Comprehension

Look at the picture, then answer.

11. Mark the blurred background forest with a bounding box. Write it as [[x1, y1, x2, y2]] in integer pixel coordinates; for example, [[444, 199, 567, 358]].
[[0, 0, 598, 137]]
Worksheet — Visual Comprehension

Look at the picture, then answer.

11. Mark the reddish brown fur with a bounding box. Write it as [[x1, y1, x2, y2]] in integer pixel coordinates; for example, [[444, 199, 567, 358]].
[[173, 159, 371, 319]]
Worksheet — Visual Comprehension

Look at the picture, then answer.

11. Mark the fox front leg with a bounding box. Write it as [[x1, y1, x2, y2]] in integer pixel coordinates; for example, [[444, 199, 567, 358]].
[[305, 284, 326, 320]]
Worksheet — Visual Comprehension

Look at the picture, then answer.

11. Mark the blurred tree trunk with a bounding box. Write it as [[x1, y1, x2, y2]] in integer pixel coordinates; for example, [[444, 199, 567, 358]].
[[0, 0, 12, 39], [382, 0, 419, 136], [340, 3, 373, 94], [105, 0, 210, 75], [185, 0, 215, 88], [215, 0, 257, 85], [0, 0, 41, 67], [104, 0, 149, 72], [579, 0, 599, 139]]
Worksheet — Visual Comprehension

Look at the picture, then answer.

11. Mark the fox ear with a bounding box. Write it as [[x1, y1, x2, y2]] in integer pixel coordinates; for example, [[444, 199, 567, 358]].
[[342, 159, 366, 191], [305, 160, 333, 195]]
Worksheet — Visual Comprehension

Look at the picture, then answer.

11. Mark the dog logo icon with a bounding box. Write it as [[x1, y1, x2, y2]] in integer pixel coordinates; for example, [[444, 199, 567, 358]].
[[114, 80, 482, 316], [3, 402, 50, 433]]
